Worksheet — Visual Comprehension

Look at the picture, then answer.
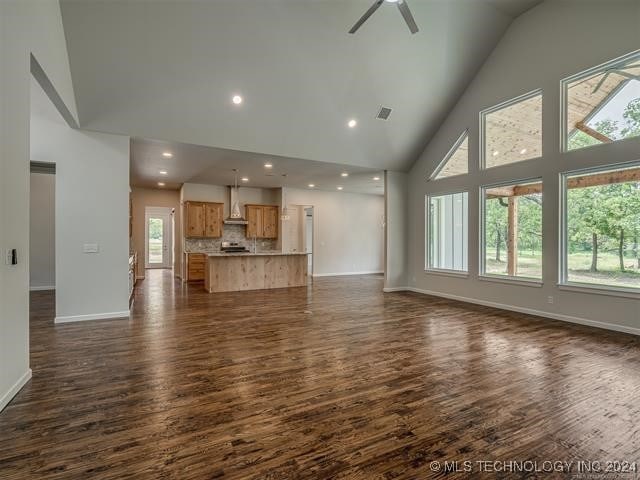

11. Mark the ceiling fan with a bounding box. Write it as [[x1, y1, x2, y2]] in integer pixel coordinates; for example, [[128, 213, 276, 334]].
[[349, 0, 419, 35]]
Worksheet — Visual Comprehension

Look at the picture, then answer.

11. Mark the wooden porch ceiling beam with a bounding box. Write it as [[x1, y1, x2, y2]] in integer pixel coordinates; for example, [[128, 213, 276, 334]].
[[575, 121, 613, 143], [486, 167, 640, 199], [568, 167, 640, 189]]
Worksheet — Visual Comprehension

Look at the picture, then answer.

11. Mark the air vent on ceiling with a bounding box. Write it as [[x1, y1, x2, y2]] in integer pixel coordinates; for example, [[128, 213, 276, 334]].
[[376, 106, 392, 120]]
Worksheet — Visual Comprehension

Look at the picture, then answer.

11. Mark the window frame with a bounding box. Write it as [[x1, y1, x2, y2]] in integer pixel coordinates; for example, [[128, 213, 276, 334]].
[[558, 161, 640, 297], [479, 88, 543, 170], [479, 177, 544, 284], [425, 190, 469, 276], [560, 49, 640, 153], [429, 129, 469, 180]]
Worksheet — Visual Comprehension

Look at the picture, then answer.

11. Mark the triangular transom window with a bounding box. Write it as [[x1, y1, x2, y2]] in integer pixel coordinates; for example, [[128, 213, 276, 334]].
[[432, 131, 468, 179]]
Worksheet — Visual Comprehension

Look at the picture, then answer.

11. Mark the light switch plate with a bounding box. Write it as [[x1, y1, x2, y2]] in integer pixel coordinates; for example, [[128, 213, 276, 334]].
[[83, 243, 99, 253]]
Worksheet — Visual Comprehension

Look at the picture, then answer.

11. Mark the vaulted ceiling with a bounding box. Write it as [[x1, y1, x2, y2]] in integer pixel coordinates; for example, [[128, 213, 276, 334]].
[[60, 0, 542, 173]]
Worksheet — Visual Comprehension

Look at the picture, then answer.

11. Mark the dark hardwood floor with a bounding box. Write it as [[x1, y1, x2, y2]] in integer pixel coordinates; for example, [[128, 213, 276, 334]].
[[1, 270, 639, 479]]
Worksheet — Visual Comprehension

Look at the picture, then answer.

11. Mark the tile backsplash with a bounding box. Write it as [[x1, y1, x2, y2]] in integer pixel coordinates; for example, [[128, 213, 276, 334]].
[[185, 224, 278, 253]]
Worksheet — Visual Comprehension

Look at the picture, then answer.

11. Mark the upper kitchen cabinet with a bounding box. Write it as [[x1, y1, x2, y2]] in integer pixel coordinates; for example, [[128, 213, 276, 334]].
[[263, 206, 278, 238], [204, 202, 223, 237], [246, 204, 278, 239], [186, 201, 205, 237], [185, 201, 223, 238]]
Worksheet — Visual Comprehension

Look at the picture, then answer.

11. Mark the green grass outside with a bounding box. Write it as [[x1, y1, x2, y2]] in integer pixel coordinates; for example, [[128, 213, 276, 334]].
[[485, 248, 640, 289], [148, 238, 163, 263]]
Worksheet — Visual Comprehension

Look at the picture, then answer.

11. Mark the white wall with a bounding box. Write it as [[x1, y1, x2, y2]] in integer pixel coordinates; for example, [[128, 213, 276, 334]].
[[408, 0, 640, 334], [0, 0, 79, 411], [384, 171, 408, 289], [284, 187, 384, 276], [31, 81, 130, 323], [29, 172, 55, 290]]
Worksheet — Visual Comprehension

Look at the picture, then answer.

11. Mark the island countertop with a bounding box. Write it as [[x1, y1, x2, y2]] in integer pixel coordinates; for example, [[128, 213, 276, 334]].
[[204, 252, 308, 292], [206, 252, 309, 257]]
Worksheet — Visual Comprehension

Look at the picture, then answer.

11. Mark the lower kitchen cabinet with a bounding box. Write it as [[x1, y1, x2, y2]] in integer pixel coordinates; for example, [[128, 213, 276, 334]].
[[185, 253, 206, 282]]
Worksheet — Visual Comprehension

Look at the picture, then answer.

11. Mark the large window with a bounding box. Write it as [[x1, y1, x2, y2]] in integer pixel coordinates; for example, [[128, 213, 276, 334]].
[[427, 192, 468, 272], [564, 50, 640, 151], [481, 180, 543, 280], [481, 90, 542, 169], [561, 163, 640, 292]]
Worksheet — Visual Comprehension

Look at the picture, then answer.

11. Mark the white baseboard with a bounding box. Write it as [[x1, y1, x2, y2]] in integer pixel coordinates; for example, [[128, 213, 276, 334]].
[[383, 286, 409, 292], [0, 369, 32, 412], [396, 286, 640, 337], [313, 270, 384, 278], [54, 310, 130, 324], [29, 285, 55, 291]]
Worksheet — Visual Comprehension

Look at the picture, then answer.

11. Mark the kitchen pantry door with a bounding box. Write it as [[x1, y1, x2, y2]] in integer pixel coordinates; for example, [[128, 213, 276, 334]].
[[145, 207, 173, 269]]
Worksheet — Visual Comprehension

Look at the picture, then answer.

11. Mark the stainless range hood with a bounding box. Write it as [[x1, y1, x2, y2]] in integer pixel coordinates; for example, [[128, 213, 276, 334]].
[[224, 173, 248, 225]]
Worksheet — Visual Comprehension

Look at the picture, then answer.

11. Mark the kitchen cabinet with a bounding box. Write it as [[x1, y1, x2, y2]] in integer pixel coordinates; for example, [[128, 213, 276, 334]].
[[246, 204, 263, 238], [185, 201, 223, 238], [185, 253, 206, 282], [263, 206, 278, 238], [204, 202, 223, 237], [245, 204, 278, 239]]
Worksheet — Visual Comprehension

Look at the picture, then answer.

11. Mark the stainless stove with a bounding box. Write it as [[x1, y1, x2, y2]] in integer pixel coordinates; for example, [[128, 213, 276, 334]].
[[220, 241, 250, 253]]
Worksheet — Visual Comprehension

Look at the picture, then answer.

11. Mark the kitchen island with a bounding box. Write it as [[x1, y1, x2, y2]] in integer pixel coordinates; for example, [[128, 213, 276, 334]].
[[204, 252, 308, 293]]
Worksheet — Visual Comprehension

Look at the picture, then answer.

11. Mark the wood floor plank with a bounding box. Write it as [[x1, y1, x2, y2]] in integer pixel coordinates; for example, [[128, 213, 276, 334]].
[[1, 270, 639, 479]]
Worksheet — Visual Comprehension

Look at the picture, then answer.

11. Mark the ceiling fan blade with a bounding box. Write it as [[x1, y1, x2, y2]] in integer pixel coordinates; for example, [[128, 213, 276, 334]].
[[348, 0, 384, 34], [397, 0, 419, 34]]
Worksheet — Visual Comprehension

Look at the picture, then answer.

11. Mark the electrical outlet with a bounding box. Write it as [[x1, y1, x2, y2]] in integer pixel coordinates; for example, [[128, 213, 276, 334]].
[[5, 249, 17, 265], [547, 296, 554, 304]]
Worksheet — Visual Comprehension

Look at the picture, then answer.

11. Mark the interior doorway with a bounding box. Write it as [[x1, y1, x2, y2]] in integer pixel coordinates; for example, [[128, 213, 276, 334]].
[[29, 162, 56, 292], [304, 207, 314, 276], [282, 204, 314, 276], [145, 207, 174, 269]]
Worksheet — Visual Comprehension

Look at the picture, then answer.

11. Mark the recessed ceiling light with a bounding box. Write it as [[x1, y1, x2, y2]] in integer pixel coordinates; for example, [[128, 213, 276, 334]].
[[519, 148, 528, 154], [232, 95, 243, 104], [264, 162, 273, 168], [241, 177, 249, 182], [341, 172, 349, 177], [308, 183, 315, 188], [492, 150, 499, 157], [162, 152, 173, 158], [159, 170, 168, 175], [337, 186, 344, 190], [158, 182, 165, 187], [385, 0, 399, 3], [373, 176, 380, 181], [347, 119, 357, 128]]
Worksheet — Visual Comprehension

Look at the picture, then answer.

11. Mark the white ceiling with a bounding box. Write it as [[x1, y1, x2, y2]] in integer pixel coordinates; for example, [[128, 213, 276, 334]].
[[131, 137, 385, 195], [60, 0, 542, 178], [485, 0, 542, 17]]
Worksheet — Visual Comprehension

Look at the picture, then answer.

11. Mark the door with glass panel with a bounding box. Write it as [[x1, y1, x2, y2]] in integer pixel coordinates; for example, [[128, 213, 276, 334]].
[[145, 207, 173, 269]]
